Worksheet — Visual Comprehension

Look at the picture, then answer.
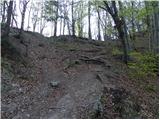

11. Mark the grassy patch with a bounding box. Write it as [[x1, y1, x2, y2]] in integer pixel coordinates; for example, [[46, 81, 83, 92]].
[[144, 84, 157, 93], [128, 52, 158, 79], [112, 47, 123, 56], [64, 59, 81, 69]]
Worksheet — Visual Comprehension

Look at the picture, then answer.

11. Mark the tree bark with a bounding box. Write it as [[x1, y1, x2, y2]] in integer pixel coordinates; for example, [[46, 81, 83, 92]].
[[97, 7, 101, 41], [54, 1, 58, 36], [71, 0, 75, 36], [151, 1, 159, 53], [102, 1, 128, 64], [60, 18, 62, 35], [33, 20, 38, 32], [2, 1, 7, 23], [27, 4, 32, 31], [118, 1, 130, 51], [4, 1, 13, 37], [145, 1, 152, 51], [131, 1, 135, 41], [19, 0, 29, 37], [88, 1, 92, 39], [67, 20, 71, 35], [63, 18, 65, 35]]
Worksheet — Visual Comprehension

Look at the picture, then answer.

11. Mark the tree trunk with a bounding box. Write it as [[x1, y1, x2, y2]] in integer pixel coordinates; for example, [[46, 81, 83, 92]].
[[77, 21, 81, 37], [131, 1, 135, 42], [97, 8, 101, 41], [102, 1, 128, 64], [2, 1, 7, 23], [4, 1, 13, 37], [145, 1, 152, 51], [88, 1, 92, 39], [54, 2, 58, 36], [116, 19, 128, 64], [63, 18, 65, 35], [67, 20, 71, 35], [71, 0, 75, 36], [60, 18, 62, 35], [40, 27, 44, 34], [33, 21, 37, 32], [151, 1, 159, 53], [118, 1, 130, 51], [103, 12, 107, 41], [19, 1, 29, 37], [54, 20, 57, 36], [27, 5, 32, 31]]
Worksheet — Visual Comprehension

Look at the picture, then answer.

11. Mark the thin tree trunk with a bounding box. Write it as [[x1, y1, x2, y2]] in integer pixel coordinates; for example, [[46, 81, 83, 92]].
[[88, 1, 92, 39], [63, 18, 65, 35], [67, 20, 71, 35], [19, 1, 29, 37], [11, 13, 18, 28], [33, 21, 37, 32], [131, 1, 135, 41], [118, 1, 130, 51], [60, 18, 62, 35], [152, 1, 159, 53], [54, 20, 57, 36], [4, 1, 13, 37], [97, 8, 101, 41], [27, 5, 32, 31], [71, 0, 75, 36], [2, 1, 7, 23], [103, 12, 107, 40], [54, 2, 58, 36], [145, 1, 152, 51]]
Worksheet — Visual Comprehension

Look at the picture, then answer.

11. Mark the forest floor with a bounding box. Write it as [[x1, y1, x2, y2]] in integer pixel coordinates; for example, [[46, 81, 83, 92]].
[[1, 28, 159, 119]]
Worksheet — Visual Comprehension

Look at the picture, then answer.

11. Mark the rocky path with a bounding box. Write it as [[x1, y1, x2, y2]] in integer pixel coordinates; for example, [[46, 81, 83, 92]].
[[27, 38, 108, 118], [1, 34, 142, 118]]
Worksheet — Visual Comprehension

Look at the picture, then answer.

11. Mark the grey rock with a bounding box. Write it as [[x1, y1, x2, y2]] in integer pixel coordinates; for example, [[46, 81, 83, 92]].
[[50, 81, 60, 87]]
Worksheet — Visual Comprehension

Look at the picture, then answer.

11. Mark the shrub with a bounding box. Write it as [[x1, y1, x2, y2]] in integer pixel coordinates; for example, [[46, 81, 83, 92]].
[[128, 52, 158, 79]]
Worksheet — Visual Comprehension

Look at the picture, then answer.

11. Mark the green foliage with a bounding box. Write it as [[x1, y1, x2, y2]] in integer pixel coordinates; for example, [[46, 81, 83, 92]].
[[112, 47, 123, 56], [144, 84, 157, 92], [128, 52, 158, 79]]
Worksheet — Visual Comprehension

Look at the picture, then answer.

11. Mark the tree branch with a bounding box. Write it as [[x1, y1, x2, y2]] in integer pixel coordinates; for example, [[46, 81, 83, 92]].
[[103, 1, 114, 16]]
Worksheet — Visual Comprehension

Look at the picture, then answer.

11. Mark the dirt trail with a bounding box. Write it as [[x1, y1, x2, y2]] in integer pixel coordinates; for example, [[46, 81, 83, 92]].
[[2, 33, 120, 118]]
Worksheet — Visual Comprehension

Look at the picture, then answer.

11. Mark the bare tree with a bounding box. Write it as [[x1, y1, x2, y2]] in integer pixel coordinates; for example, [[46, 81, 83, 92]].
[[4, 0, 13, 38], [71, 0, 75, 36], [19, 0, 30, 37], [88, 1, 92, 39], [11, 1, 18, 27], [27, 0, 33, 31], [32, 4, 39, 32], [96, 7, 101, 41], [54, 1, 59, 36], [1, 1, 7, 23]]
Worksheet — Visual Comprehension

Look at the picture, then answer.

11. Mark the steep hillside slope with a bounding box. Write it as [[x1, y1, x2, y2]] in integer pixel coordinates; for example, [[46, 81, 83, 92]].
[[1, 29, 159, 119]]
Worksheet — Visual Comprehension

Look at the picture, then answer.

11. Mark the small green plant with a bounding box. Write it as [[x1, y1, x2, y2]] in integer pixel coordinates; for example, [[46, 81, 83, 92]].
[[112, 47, 123, 56], [144, 84, 157, 92], [128, 52, 158, 79]]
